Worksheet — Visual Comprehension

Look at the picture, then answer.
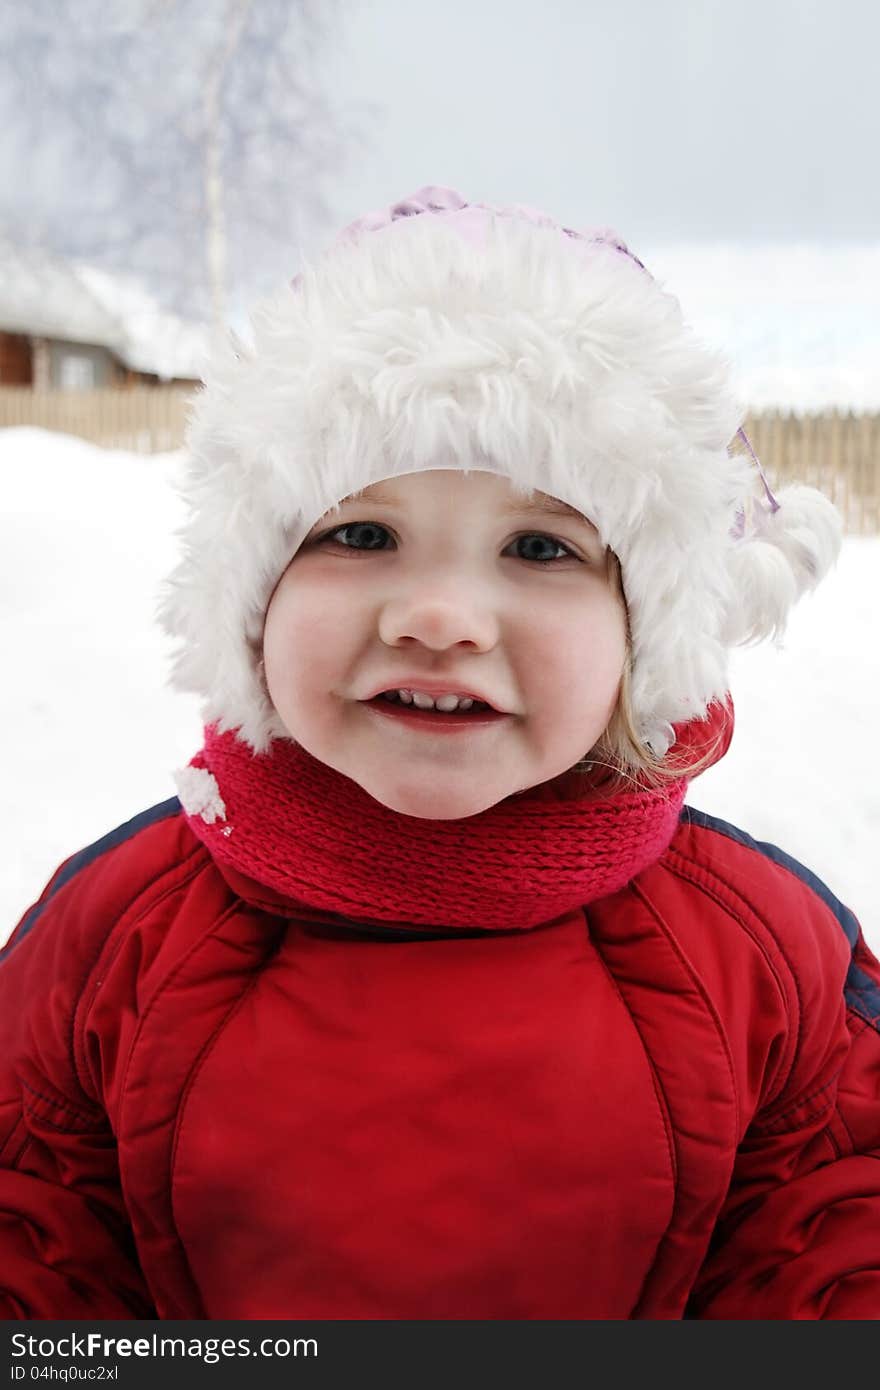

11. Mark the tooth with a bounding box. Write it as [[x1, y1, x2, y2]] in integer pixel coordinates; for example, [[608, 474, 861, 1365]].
[[396, 690, 484, 712]]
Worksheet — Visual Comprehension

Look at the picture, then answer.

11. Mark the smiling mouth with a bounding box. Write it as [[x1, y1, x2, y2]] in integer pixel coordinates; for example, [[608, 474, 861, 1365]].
[[361, 694, 510, 729]]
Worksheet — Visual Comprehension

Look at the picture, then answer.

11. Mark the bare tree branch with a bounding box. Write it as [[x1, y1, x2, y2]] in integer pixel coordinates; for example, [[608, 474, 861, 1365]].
[[0, 0, 370, 322]]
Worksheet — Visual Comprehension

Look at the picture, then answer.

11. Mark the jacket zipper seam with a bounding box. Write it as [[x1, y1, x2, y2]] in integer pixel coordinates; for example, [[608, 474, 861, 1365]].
[[73, 848, 209, 1102], [663, 848, 795, 1112]]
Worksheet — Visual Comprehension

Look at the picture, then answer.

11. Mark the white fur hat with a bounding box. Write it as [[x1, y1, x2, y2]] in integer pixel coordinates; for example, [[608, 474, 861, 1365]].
[[157, 186, 843, 758]]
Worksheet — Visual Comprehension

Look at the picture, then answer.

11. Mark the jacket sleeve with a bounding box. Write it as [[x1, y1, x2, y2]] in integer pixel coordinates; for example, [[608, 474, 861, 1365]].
[[685, 885, 880, 1320], [0, 849, 158, 1318]]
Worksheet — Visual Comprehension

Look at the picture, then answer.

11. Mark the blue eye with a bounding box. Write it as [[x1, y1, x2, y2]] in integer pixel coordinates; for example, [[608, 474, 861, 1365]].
[[514, 533, 575, 564], [317, 521, 579, 564], [321, 522, 389, 552]]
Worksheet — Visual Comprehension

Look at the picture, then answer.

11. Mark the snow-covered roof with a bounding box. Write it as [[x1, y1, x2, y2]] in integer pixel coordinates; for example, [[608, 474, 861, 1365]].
[[0, 239, 122, 350], [76, 264, 209, 381], [0, 239, 209, 381]]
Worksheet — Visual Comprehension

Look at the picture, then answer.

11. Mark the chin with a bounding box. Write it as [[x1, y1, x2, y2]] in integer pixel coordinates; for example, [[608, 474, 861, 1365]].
[[362, 778, 507, 822]]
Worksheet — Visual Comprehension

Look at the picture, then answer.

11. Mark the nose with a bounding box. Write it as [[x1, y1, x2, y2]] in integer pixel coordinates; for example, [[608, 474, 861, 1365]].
[[378, 585, 500, 653]]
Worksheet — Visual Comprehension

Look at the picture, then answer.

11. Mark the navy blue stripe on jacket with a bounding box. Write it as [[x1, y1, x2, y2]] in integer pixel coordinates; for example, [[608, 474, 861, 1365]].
[[682, 805, 880, 1032], [1, 798, 181, 966]]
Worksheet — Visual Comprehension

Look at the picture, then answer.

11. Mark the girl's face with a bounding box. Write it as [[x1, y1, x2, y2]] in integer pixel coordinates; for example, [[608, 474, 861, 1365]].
[[262, 468, 628, 820]]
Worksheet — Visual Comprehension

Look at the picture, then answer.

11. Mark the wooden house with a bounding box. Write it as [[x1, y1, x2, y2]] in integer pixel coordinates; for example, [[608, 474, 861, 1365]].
[[0, 239, 206, 390]]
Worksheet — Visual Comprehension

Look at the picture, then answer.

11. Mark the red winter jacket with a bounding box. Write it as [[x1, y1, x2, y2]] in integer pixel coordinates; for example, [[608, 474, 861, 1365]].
[[1, 798, 879, 1319]]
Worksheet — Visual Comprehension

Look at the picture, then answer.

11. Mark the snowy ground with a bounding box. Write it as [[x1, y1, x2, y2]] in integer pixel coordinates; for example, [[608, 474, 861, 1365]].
[[2, 426, 877, 954]]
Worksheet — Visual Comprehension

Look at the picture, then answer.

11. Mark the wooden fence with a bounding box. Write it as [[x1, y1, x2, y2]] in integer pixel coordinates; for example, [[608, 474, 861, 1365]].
[[1, 387, 878, 533], [0, 386, 194, 454], [741, 411, 879, 536]]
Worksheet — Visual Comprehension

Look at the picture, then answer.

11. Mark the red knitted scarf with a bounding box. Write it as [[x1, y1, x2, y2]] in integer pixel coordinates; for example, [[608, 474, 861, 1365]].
[[177, 696, 734, 932]]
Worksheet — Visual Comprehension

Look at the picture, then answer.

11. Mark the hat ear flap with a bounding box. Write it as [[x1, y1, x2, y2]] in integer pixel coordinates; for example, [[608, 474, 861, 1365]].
[[721, 485, 844, 647]]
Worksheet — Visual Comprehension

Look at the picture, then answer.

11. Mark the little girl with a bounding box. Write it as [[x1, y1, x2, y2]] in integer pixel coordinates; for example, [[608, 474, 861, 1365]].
[[1, 186, 878, 1320]]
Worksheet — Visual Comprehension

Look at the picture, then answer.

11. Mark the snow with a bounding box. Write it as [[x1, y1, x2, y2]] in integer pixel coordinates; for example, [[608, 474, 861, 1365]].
[[0, 239, 122, 350], [640, 242, 880, 413], [1, 427, 876, 957], [0, 239, 210, 381], [76, 264, 211, 382]]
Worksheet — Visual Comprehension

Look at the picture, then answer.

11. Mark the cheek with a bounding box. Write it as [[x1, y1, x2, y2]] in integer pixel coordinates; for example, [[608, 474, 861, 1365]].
[[262, 580, 339, 707], [528, 593, 627, 703], [261, 569, 361, 717]]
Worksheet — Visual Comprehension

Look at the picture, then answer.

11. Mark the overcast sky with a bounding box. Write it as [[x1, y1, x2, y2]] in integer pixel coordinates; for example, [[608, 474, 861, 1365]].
[[0, 0, 876, 348], [319, 0, 879, 251]]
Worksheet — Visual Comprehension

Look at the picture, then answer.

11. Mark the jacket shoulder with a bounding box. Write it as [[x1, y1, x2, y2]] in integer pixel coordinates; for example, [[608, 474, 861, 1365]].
[[0, 798, 223, 1115], [651, 805, 877, 1116], [674, 805, 863, 954], [1, 797, 204, 966], [669, 805, 869, 1009]]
